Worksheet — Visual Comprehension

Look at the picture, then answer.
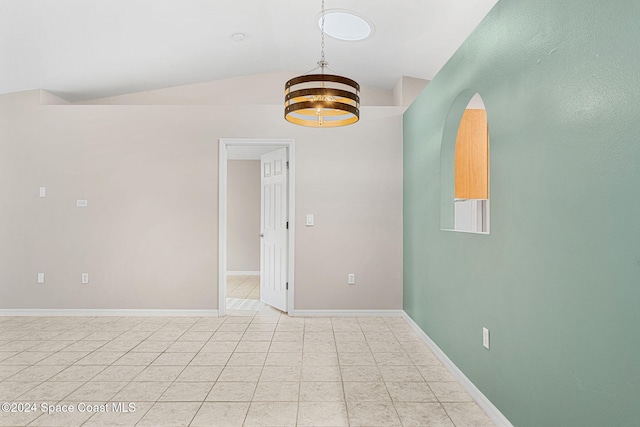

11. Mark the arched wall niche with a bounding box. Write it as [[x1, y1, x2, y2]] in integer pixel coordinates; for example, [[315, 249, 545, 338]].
[[440, 90, 490, 233]]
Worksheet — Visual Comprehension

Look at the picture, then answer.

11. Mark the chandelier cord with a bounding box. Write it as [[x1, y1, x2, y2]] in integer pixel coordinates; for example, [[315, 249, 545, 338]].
[[319, 0, 326, 70]]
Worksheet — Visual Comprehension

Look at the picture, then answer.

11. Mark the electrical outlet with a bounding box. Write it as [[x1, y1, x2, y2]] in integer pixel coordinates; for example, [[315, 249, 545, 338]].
[[37, 273, 45, 284], [348, 273, 356, 285], [81, 273, 89, 284], [39, 187, 46, 198], [76, 200, 88, 207], [482, 327, 490, 349]]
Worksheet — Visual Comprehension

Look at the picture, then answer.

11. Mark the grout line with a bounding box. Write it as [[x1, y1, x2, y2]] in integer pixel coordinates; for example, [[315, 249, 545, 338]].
[[331, 316, 350, 426]]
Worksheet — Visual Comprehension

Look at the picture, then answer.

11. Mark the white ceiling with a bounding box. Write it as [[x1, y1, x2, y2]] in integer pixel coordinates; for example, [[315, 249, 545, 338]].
[[0, 0, 498, 102]]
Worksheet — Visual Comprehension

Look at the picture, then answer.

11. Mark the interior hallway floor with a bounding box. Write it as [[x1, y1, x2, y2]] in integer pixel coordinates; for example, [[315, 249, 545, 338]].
[[226, 274, 273, 315], [0, 283, 496, 426]]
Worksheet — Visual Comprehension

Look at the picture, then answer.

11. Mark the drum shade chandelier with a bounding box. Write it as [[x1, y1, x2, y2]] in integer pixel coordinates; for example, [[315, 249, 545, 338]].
[[284, 0, 360, 127]]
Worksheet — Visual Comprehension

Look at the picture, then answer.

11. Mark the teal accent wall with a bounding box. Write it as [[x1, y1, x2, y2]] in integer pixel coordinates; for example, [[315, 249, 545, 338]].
[[403, 1, 640, 426]]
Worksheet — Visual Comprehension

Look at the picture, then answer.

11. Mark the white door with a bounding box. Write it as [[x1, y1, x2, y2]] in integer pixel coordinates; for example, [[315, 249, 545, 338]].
[[260, 148, 288, 312]]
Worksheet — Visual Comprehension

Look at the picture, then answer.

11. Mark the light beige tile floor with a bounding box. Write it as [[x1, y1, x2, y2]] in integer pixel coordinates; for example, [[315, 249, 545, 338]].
[[227, 275, 264, 314], [227, 275, 260, 300], [0, 276, 496, 426]]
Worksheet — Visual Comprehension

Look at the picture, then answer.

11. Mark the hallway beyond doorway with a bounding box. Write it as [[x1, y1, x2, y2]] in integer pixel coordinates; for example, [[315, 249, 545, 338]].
[[226, 275, 281, 316]]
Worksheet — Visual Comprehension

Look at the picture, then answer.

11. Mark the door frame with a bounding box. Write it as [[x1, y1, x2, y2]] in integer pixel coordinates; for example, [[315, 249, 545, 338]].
[[218, 138, 296, 316]]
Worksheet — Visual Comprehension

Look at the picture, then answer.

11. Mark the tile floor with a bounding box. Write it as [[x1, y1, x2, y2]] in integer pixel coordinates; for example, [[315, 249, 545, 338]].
[[0, 277, 496, 426], [227, 275, 260, 301], [226, 275, 267, 314]]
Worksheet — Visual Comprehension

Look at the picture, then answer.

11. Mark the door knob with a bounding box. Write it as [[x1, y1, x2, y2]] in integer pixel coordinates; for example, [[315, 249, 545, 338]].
[[260, 233, 264, 238]]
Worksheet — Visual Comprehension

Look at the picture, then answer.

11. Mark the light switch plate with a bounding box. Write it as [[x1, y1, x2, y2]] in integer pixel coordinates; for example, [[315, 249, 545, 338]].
[[306, 214, 314, 226], [483, 327, 490, 349], [37, 273, 45, 284], [348, 273, 356, 285], [39, 187, 46, 198]]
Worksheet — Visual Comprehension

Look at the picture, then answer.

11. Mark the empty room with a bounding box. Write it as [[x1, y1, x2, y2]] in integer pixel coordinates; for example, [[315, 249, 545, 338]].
[[1, 1, 639, 426]]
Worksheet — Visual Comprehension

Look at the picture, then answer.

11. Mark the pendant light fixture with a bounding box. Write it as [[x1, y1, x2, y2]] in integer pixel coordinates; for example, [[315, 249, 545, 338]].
[[284, 0, 360, 127]]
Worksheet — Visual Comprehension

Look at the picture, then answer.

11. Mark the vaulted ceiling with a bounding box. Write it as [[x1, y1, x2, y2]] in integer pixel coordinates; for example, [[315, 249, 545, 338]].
[[0, 0, 498, 102]]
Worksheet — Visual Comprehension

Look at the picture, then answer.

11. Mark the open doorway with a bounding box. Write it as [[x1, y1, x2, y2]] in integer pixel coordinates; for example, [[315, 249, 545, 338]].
[[225, 157, 261, 313], [218, 139, 296, 316]]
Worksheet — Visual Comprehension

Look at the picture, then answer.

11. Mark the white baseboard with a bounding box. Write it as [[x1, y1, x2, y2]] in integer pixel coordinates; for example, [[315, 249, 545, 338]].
[[0, 309, 220, 317], [290, 309, 404, 317], [401, 312, 513, 427], [227, 271, 260, 276]]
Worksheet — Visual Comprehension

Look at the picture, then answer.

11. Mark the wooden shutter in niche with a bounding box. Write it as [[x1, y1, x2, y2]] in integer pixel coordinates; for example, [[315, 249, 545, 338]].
[[454, 109, 488, 199]]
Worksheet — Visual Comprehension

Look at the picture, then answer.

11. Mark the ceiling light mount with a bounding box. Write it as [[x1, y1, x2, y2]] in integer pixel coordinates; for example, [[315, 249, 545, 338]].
[[284, 0, 360, 127], [231, 33, 245, 42]]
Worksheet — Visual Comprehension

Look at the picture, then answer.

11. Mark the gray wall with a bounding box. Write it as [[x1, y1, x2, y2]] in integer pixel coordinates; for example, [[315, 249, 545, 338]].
[[0, 73, 403, 311], [227, 160, 260, 272]]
